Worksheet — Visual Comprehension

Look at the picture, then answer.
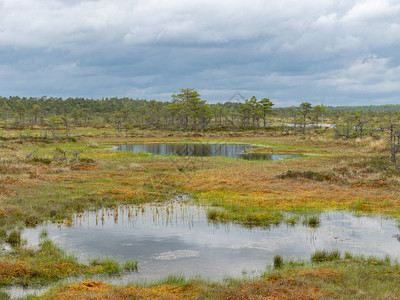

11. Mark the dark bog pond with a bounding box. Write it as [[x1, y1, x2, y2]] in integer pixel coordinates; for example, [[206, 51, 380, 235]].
[[113, 143, 302, 160], [23, 201, 400, 281]]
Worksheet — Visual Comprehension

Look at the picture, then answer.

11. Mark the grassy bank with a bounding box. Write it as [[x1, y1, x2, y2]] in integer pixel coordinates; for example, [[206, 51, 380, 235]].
[[34, 252, 400, 299], [0, 239, 137, 287]]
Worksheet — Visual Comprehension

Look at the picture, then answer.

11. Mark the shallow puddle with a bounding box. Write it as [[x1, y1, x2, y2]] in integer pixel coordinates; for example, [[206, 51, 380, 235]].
[[22, 202, 400, 282], [2, 286, 50, 300], [113, 143, 302, 160]]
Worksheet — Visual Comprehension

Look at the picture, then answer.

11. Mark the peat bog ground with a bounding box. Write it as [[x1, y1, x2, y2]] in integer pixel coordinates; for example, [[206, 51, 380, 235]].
[[1, 128, 400, 299]]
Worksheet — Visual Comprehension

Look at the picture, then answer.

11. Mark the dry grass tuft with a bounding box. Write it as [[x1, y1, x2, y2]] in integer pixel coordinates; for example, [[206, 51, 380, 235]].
[[118, 163, 147, 171], [368, 139, 386, 151]]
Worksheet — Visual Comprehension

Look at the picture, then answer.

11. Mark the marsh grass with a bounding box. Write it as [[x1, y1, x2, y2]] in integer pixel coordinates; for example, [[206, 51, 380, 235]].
[[0, 290, 9, 299], [302, 215, 321, 228], [284, 215, 299, 226], [39, 229, 48, 239], [206, 208, 224, 221], [207, 206, 284, 226], [5, 229, 21, 247], [89, 257, 121, 274], [311, 249, 341, 263], [273, 255, 284, 269], [88, 257, 139, 274], [155, 274, 188, 286], [123, 260, 138, 272], [344, 252, 353, 261], [353, 200, 372, 212]]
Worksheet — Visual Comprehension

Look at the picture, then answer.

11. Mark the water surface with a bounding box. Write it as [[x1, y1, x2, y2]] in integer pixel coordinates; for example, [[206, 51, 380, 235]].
[[113, 143, 302, 160], [22, 202, 400, 282]]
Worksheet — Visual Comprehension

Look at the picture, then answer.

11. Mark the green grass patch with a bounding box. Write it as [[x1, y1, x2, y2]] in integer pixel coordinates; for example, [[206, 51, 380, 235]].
[[284, 215, 300, 225], [206, 206, 284, 226], [89, 257, 121, 274], [123, 260, 139, 272], [0, 240, 120, 286], [311, 249, 341, 263]]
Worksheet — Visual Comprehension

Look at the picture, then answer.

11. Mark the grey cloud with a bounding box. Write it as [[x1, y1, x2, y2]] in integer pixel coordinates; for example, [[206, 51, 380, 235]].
[[0, 0, 399, 106]]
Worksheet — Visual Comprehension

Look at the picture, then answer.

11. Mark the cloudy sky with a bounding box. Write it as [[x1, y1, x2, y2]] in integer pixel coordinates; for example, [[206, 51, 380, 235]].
[[0, 0, 399, 106]]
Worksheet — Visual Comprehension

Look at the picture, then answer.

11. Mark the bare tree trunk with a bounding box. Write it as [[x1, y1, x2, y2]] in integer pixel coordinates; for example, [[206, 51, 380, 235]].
[[391, 126, 397, 163], [118, 121, 122, 133]]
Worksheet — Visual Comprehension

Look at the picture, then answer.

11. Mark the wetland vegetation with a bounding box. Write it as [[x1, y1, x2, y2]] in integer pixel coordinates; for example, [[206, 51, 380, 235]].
[[1, 92, 400, 298]]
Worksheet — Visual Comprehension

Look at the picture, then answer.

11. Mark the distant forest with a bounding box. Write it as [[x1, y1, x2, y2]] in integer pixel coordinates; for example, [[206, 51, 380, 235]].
[[325, 104, 400, 112], [0, 89, 400, 140]]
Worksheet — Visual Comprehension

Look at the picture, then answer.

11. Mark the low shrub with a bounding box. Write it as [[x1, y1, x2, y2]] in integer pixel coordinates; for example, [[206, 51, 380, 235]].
[[279, 170, 334, 181], [30, 157, 52, 164], [79, 157, 96, 164]]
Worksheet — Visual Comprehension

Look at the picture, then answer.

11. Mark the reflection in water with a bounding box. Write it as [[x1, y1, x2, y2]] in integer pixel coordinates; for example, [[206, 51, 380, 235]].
[[113, 143, 302, 160], [114, 143, 254, 158], [22, 202, 400, 282], [240, 152, 302, 161]]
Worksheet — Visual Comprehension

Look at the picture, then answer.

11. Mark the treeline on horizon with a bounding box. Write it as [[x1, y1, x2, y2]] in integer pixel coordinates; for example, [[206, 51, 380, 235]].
[[0, 95, 399, 115], [0, 89, 400, 139], [325, 104, 400, 112]]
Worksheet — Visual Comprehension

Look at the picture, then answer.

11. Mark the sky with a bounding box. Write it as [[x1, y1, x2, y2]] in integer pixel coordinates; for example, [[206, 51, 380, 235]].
[[0, 0, 400, 106]]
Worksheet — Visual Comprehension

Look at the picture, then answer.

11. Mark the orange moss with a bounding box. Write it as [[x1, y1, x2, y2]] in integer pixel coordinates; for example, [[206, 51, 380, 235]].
[[0, 178, 19, 185], [71, 164, 99, 171], [0, 207, 21, 218], [181, 157, 400, 216], [0, 187, 13, 195], [97, 186, 147, 199], [231, 279, 323, 300], [44, 278, 324, 300], [45, 281, 198, 300], [288, 268, 340, 279]]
